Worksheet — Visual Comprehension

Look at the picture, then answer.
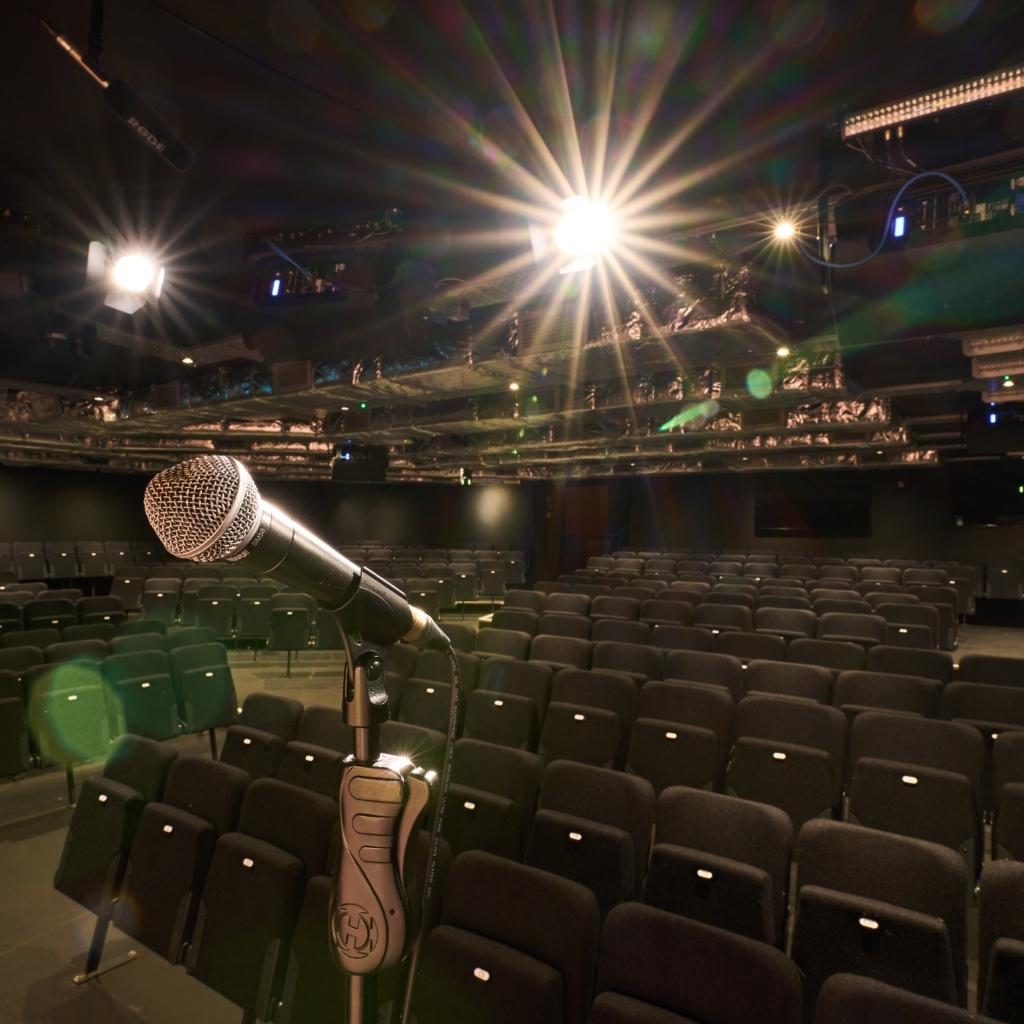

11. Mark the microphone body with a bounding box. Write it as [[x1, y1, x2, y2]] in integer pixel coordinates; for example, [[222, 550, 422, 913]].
[[143, 456, 445, 648], [233, 500, 441, 648], [103, 79, 195, 173]]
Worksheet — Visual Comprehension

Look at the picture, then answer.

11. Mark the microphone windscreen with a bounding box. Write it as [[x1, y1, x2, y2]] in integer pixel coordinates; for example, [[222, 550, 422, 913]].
[[103, 79, 194, 172], [144, 456, 260, 561]]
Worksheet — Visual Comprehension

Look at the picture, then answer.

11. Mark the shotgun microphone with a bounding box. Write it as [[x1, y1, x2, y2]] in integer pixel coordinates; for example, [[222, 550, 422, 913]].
[[32, 7, 194, 172], [143, 455, 447, 648], [102, 78, 195, 172]]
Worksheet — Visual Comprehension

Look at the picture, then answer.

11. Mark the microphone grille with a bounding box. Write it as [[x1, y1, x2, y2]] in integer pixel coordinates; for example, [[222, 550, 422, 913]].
[[144, 455, 261, 562]]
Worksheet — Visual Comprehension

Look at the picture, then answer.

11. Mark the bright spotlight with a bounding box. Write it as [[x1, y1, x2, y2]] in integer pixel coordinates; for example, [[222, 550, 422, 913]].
[[776, 345, 791, 358], [773, 220, 796, 242], [87, 240, 164, 315], [111, 253, 157, 293], [553, 196, 617, 274]]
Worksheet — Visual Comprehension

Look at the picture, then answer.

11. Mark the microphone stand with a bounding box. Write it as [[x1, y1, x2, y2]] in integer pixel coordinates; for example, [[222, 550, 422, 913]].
[[335, 633, 435, 1024]]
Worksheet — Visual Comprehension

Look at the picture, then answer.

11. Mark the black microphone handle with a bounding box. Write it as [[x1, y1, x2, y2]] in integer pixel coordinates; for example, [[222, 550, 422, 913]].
[[231, 501, 430, 648], [103, 79, 195, 172]]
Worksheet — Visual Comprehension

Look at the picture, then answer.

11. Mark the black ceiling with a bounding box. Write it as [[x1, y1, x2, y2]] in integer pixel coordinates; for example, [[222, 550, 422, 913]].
[[0, 0, 1022, 479]]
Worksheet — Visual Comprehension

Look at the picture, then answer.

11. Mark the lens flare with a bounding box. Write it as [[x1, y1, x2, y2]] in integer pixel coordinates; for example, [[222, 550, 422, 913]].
[[111, 253, 157, 293], [554, 196, 618, 272], [773, 220, 796, 242]]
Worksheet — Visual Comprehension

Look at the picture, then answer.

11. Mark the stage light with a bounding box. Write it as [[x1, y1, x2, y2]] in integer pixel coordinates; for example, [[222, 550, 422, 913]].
[[1004, 377, 1016, 388], [180, 356, 194, 366], [509, 382, 520, 392], [553, 196, 617, 274], [773, 220, 796, 242], [93, 395, 105, 402], [842, 64, 1024, 139], [776, 345, 791, 358], [111, 253, 158, 293], [87, 241, 165, 315]]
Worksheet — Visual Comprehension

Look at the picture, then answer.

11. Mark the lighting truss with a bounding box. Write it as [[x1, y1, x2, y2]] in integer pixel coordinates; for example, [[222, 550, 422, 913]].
[[841, 65, 1024, 139]]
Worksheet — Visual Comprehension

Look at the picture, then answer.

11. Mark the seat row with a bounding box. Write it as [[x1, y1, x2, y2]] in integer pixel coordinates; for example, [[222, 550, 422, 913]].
[[496, 593, 952, 653], [388, 646, 1024, 848], [0, 629, 237, 784], [555, 572, 965, 631], [55, 727, 1024, 1023], [0, 541, 165, 579]]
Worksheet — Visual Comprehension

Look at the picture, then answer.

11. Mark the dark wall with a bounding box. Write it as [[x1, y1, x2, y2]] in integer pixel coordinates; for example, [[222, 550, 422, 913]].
[[0, 466, 151, 540], [259, 479, 543, 551], [625, 469, 1024, 566], [0, 465, 543, 554]]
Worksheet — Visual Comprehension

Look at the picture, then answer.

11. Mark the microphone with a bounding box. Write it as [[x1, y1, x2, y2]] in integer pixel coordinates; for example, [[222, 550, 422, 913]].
[[102, 79, 195, 173], [143, 455, 447, 648], [37, 12, 194, 172]]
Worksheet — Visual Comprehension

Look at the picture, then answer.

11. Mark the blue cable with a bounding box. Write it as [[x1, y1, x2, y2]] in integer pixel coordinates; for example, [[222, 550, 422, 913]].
[[797, 170, 969, 270]]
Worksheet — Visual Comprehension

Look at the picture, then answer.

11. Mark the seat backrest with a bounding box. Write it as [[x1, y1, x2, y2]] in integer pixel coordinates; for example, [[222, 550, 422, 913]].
[[866, 644, 954, 684], [544, 593, 591, 616], [814, 973, 979, 1023], [835, 670, 941, 717], [538, 760, 655, 880], [163, 755, 248, 833], [474, 627, 532, 660], [958, 653, 1024, 689], [818, 612, 887, 642], [450, 739, 543, 839], [590, 596, 640, 620], [295, 705, 354, 754], [432, 851, 600, 1024], [744, 659, 832, 703], [655, 786, 791, 890], [596, 903, 801, 1023], [737, 694, 846, 773], [797, 819, 967, 994], [663, 649, 743, 701], [45, 639, 109, 664], [103, 733, 179, 802], [850, 711, 985, 796], [239, 692, 304, 741], [788, 638, 866, 672], [650, 624, 716, 652], [503, 590, 546, 614], [693, 604, 753, 631], [944, 681, 1024, 730], [552, 669, 636, 726], [529, 634, 592, 669], [754, 607, 817, 636], [591, 640, 662, 680], [236, 777, 336, 877], [169, 642, 229, 677]]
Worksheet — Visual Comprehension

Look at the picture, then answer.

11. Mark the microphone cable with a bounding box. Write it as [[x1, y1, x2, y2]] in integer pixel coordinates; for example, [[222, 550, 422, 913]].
[[400, 641, 460, 1024]]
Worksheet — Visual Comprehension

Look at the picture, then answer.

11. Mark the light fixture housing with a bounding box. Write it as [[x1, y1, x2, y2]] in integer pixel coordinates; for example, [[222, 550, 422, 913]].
[[842, 65, 1024, 139], [87, 240, 164, 315], [531, 195, 618, 275]]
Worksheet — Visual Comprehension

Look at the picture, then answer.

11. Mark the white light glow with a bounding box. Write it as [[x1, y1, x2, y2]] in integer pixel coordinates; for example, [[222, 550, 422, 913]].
[[843, 65, 1024, 139], [773, 220, 796, 242], [554, 196, 617, 274], [111, 253, 158, 293]]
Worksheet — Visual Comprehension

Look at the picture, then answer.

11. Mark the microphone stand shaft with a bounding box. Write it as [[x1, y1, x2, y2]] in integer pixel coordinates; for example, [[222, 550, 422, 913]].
[[346, 655, 381, 1024]]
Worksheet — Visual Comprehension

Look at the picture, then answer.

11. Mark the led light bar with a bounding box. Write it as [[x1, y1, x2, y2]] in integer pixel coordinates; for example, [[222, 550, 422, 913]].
[[962, 328, 1024, 358], [842, 65, 1024, 139]]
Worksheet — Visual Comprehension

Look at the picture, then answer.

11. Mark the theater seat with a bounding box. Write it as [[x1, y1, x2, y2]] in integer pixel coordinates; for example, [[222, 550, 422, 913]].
[[413, 851, 600, 1024]]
